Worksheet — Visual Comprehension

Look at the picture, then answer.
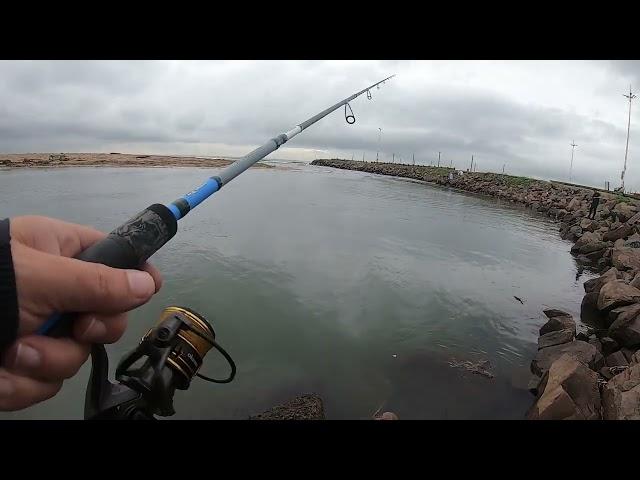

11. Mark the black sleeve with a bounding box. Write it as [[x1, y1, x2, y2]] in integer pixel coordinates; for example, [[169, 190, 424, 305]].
[[0, 218, 19, 358]]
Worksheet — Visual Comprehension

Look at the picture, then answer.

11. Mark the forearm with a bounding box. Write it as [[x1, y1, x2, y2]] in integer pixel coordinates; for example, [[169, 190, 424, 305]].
[[0, 218, 19, 359]]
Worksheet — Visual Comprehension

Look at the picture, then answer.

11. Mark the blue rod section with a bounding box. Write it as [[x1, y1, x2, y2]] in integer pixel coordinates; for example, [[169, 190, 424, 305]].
[[169, 177, 220, 220], [37, 312, 61, 335]]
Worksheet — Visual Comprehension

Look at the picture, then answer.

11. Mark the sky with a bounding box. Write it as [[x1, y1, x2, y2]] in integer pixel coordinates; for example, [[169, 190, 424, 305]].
[[2, 60, 640, 190]]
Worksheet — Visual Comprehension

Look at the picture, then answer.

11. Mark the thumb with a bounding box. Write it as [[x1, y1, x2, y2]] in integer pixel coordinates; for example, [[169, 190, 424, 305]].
[[14, 244, 157, 315]]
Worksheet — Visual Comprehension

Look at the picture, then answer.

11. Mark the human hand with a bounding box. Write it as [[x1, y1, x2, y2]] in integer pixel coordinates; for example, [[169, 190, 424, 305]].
[[0, 216, 162, 411]]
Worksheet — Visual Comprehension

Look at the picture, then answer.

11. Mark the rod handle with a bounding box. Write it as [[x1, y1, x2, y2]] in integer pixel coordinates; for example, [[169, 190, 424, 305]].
[[38, 204, 178, 338]]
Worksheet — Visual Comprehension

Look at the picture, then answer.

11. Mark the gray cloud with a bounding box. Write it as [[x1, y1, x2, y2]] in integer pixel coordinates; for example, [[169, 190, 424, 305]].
[[1, 60, 639, 190]]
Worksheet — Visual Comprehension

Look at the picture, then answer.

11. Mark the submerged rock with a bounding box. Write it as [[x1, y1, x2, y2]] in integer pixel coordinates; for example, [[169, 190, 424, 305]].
[[249, 394, 325, 420]]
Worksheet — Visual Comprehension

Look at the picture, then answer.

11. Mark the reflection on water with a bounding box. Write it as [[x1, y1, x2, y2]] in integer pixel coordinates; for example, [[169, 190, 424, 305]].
[[0, 164, 595, 419]]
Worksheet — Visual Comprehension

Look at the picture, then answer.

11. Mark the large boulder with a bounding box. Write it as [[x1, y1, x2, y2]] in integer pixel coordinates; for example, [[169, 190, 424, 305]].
[[527, 354, 601, 420], [540, 310, 576, 337], [613, 202, 638, 223], [583, 267, 621, 294], [611, 247, 640, 270], [567, 197, 581, 211], [580, 218, 600, 233], [571, 231, 600, 253], [600, 336, 621, 355], [608, 303, 640, 347], [605, 351, 629, 368], [581, 241, 610, 255], [538, 329, 575, 350], [604, 223, 634, 242], [602, 363, 640, 420], [597, 280, 640, 312], [581, 292, 603, 325], [531, 341, 598, 377]]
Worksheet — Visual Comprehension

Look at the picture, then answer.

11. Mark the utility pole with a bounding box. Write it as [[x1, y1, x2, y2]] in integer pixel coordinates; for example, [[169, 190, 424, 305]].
[[392, 153, 395, 163], [470, 155, 474, 172], [569, 140, 577, 183], [502, 164, 505, 174], [621, 85, 636, 192], [438, 151, 441, 167], [377, 127, 382, 163], [362, 152, 365, 162], [412, 153, 415, 166]]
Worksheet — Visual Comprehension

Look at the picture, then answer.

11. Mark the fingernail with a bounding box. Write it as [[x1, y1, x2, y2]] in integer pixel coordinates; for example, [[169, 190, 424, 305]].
[[0, 377, 14, 397], [81, 317, 107, 342], [127, 270, 155, 298], [13, 343, 42, 370]]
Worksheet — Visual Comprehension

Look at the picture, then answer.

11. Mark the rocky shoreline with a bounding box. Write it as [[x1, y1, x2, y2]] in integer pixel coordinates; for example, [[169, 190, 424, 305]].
[[0, 152, 273, 169], [312, 158, 640, 420]]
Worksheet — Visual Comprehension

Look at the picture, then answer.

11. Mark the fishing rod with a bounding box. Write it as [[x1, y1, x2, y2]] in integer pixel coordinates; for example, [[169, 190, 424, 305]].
[[38, 73, 395, 338], [32, 74, 396, 419]]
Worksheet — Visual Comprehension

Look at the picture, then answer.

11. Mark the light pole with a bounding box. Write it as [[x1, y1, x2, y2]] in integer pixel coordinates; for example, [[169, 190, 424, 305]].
[[621, 85, 636, 192], [377, 128, 382, 163], [569, 140, 577, 183]]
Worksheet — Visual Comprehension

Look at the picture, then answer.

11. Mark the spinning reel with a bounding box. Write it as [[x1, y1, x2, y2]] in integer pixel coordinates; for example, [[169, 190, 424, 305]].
[[84, 306, 236, 420]]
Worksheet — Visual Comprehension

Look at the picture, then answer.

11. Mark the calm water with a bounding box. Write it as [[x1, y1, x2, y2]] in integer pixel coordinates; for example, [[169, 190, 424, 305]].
[[0, 163, 594, 419]]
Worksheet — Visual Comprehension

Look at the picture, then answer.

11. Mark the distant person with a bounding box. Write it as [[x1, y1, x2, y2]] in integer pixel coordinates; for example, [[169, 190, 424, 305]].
[[587, 191, 601, 220]]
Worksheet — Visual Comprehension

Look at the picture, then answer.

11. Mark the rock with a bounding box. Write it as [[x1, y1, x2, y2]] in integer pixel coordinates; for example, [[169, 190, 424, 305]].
[[528, 374, 542, 395], [607, 303, 640, 329], [569, 225, 583, 238], [626, 211, 640, 225], [624, 232, 640, 248], [538, 329, 575, 350], [527, 354, 601, 420], [583, 248, 608, 262], [567, 197, 581, 211], [605, 351, 629, 368], [249, 394, 325, 420], [600, 366, 614, 380], [580, 218, 600, 232], [608, 304, 640, 347], [576, 331, 590, 342], [614, 238, 626, 249], [602, 363, 640, 419], [612, 246, 640, 271], [632, 351, 640, 365], [594, 350, 605, 370], [631, 273, 640, 289], [543, 308, 573, 319], [597, 280, 640, 311], [622, 348, 637, 362], [578, 241, 609, 255], [601, 336, 620, 355], [531, 341, 597, 377], [571, 231, 600, 253], [540, 312, 576, 337], [604, 223, 634, 242], [613, 202, 637, 223], [588, 337, 603, 353], [583, 267, 620, 294], [581, 292, 603, 324]]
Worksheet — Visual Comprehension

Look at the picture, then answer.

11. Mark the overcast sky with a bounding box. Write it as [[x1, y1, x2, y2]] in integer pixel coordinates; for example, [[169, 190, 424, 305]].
[[2, 60, 640, 190]]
